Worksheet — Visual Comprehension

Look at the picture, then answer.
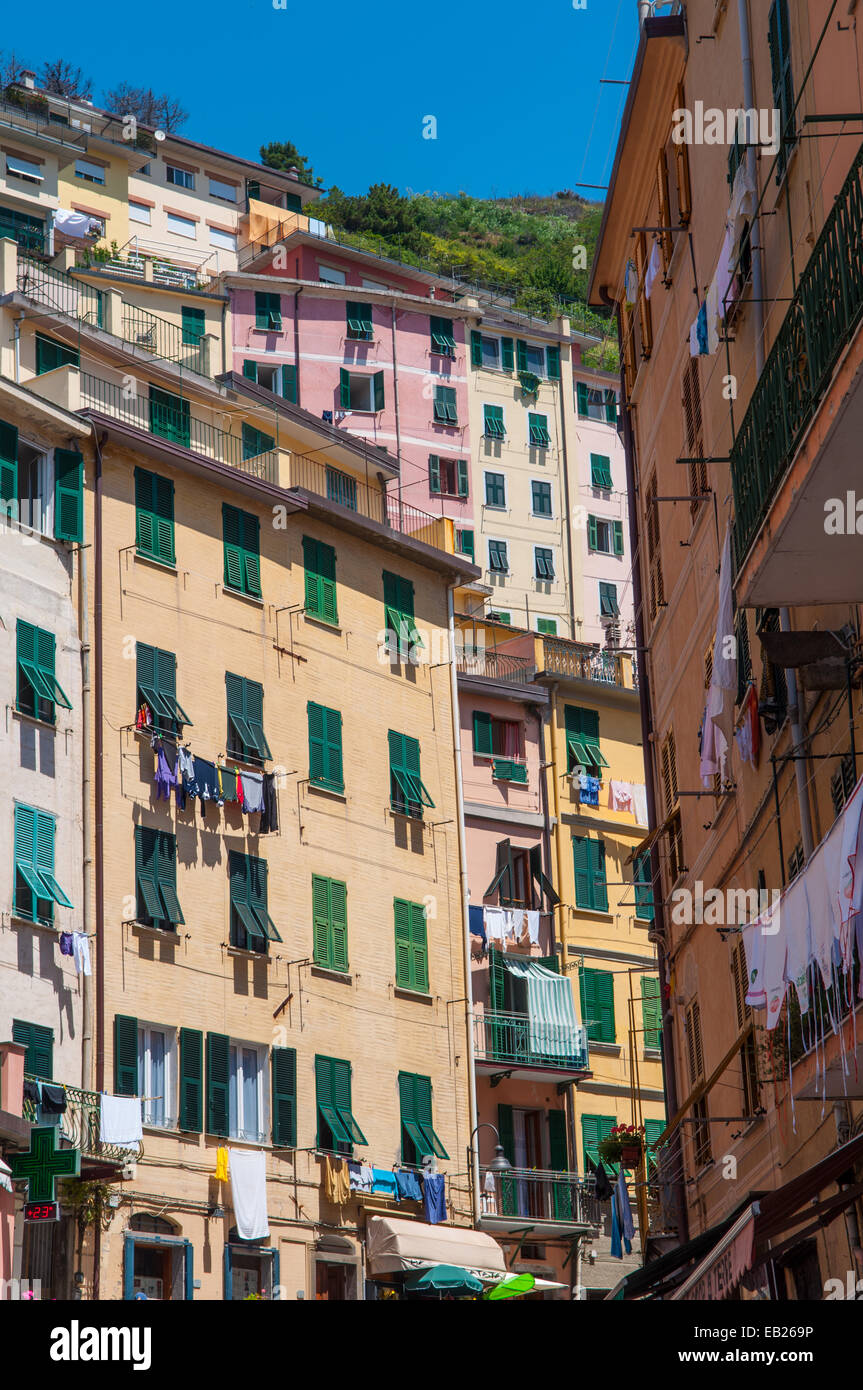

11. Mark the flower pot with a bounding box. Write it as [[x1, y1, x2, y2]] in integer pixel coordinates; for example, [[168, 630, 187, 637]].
[[620, 1145, 641, 1168]]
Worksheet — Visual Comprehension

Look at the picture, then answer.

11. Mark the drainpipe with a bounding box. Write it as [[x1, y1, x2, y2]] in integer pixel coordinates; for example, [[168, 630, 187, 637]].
[[448, 584, 480, 1224], [390, 304, 404, 529], [14, 315, 23, 383], [92, 427, 106, 1302], [293, 288, 302, 404], [79, 437, 93, 1092], [557, 337, 578, 640]]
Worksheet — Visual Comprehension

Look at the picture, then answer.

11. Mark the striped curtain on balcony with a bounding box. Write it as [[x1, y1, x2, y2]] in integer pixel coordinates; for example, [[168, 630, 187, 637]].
[[504, 959, 583, 1060]]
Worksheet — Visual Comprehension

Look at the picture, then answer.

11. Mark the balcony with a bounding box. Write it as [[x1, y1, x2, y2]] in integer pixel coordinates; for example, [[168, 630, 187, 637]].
[[478, 1167, 602, 1237], [541, 636, 628, 687], [731, 142, 863, 602], [23, 1076, 140, 1170], [17, 254, 103, 328], [77, 250, 204, 293], [457, 650, 537, 685], [473, 1010, 589, 1081]]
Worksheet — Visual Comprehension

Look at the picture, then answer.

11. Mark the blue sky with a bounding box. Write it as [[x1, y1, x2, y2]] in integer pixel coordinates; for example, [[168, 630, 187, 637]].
[[4, 0, 639, 200]]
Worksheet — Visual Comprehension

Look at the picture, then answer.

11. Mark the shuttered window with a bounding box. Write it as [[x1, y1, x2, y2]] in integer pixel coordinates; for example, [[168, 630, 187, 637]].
[[36, 333, 79, 376], [222, 503, 261, 597], [661, 730, 678, 812], [0, 418, 18, 519], [456, 528, 474, 559], [546, 344, 561, 380], [394, 898, 429, 993], [149, 386, 190, 448], [312, 875, 349, 972], [54, 447, 84, 544], [399, 1072, 448, 1163], [641, 976, 662, 1049], [136, 642, 190, 735], [433, 385, 458, 424], [599, 582, 619, 618], [579, 969, 615, 1043], [135, 466, 175, 564], [430, 316, 456, 355], [17, 620, 71, 723], [179, 1028, 203, 1132], [488, 539, 508, 573], [315, 1055, 366, 1154], [206, 1032, 230, 1137], [388, 730, 434, 817], [307, 702, 344, 792], [303, 535, 338, 624], [590, 454, 612, 489], [633, 852, 654, 921], [135, 826, 184, 931], [282, 363, 298, 403], [229, 851, 282, 952], [346, 301, 373, 340], [225, 673, 271, 762], [114, 1014, 138, 1096], [532, 480, 552, 515], [572, 838, 609, 913], [255, 291, 282, 329], [528, 413, 550, 447], [581, 1113, 616, 1167], [535, 547, 554, 580], [769, 0, 796, 177], [241, 422, 275, 461], [483, 404, 505, 439], [271, 1046, 297, 1148], [485, 471, 506, 507], [564, 705, 608, 773], [383, 570, 422, 649], [12, 1019, 53, 1080], [181, 305, 205, 345], [428, 454, 468, 498], [13, 804, 72, 923]]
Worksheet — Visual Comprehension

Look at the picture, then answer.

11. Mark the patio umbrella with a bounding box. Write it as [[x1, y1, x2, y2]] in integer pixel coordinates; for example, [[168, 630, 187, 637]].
[[404, 1265, 484, 1296], [485, 1273, 536, 1300]]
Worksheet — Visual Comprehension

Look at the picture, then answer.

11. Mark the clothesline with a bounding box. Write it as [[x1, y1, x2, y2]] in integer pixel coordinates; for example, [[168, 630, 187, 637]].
[[136, 719, 278, 832]]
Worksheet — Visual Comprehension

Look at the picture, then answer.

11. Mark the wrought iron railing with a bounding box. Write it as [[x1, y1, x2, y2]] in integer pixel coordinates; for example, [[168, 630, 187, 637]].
[[23, 1075, 141, 1165], [121, 302, 209, 376], [17, 254, 103, 327], [0, 216, 46, 256], [731, 142, 863, 566], [457, 650, 537, 684], [480, 1166, 602, 1228], [77, 252, 203, 292], [542, 637, 625, 686], [473, 1010, 589, 1070]]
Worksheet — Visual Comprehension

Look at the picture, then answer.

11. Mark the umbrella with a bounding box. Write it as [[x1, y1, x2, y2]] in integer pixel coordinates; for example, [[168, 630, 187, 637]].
[[484, 1273, 536, 1300], [404, 1264, 484, 1296]]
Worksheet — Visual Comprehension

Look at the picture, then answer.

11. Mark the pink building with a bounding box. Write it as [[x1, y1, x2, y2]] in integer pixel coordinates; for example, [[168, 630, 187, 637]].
[[227, 233, 474, 550], [0, 1042, 29, 1285]]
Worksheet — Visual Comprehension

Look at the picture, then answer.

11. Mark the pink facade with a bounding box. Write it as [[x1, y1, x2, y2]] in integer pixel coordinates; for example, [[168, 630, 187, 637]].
[[230, 239, 473, 528], [0, 1042, 26, 1283]]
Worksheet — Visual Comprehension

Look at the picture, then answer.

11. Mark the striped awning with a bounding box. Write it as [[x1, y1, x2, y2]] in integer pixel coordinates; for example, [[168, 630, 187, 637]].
[[504, 958, 582, 1058]]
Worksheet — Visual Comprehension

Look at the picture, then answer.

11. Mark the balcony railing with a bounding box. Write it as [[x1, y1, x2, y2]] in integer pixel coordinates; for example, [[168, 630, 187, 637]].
[[457, 650, 537, 684], [731, 142, 863, 566], [17, 254, 103, 328], [473, 1010, 589, 1071], [542, 637, 625, 686], [23, 1075, 141, 1165], [480, 1166, 602, 1229], [76, 252, 203, 292], [121, 302, 208, 376]]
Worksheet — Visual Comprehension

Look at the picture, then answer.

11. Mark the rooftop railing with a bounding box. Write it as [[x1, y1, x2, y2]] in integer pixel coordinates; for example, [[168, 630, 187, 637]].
[[17, 254, 103, 328], [542, 637, 626, 686]]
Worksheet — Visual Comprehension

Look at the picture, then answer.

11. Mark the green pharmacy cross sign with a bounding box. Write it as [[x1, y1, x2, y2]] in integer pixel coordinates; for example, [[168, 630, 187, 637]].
[[10, 1126, 80, 1203]]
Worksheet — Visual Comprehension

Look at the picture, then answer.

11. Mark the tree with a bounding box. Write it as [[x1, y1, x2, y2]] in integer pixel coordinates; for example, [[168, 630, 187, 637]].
[[259, 140, 322, 187], [39, 58, 92, 99], [0, 51, 29, 89], [102, 83, 187, 131]]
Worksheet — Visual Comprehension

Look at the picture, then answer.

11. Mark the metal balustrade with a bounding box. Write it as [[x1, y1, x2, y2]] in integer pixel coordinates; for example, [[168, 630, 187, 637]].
[[473, 1010, 589, 1071], [17, 254, 103, 327], [542, 637, 625, 686], [480, 1166, 602, 1228], [23, 1075, 141, 1165], [456, 650, 537, 684], [121, 302, 208, 376]]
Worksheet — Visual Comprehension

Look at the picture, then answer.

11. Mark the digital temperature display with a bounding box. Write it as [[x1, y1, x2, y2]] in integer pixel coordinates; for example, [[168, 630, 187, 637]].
[[24, 1202, 60, 1222]]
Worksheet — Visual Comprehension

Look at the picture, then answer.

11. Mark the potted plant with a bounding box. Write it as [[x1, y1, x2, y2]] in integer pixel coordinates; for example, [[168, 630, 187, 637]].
[[597, 1124, 645, 1169]]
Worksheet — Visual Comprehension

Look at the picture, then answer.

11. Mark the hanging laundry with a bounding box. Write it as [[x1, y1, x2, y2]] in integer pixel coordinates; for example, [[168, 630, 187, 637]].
[[583, 776, 600, 807], [214, 1147, 229, 1182], [23, 1078, 42, 1107], [587, 1155, 614, 1202], [742, 918, 767, 1008], [359, 1163, 374, 1193], [229, 1147, 269, 1240], [645, 238, 662, 299], [783, 894, 812, 1016], [525, 910, 541, 946], [324, 1156, 350, 1205], [624, 258, 639, 308], [616, 1169, 634, 1250], [422, 1172, 447, 1225], [734, 683, 761, 769], [395, 1169, 422, 1202], [100, 1094, 143, 1146], [235, 773, 244, 809], [194, 757, 218, 803], [40, 1083, 67, 1115], [484, 907, 507, 944], [632, 784, 648, 826], [503, 908, 524, 941], [481, 1168, 497, 1215], [468, 905, 487, 949], [260, 773, 278, 833], [241, 771, 264, 814], [136, 702, 153, 730], [729, 159, 757, 259], [610, 1189, 623, 1259], [59, 932, 74, 957], [72, 933, 91, 977], [371, 1168, 398, 1199], [154, 741, 177, 802], [178, 746, 197, 798], [689, 301, 709, 356], [608, 781, 634, 812], [347, 1160, 364, 1191]]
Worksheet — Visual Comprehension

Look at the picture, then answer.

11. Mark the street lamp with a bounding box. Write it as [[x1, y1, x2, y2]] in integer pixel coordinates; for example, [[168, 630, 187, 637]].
[[469, 1122, 512, 1173]]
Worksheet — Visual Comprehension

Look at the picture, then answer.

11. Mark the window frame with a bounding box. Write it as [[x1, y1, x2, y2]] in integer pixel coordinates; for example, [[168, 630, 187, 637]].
[[166, 164, 195, 190], [433, 384, 458, 425], [137, 1022, 177, 1129], [531, 478, 553, 517], [228, 1040, 268, 1144], [17, 619, 71, 724], [534, 546, 555, 581], [488, 538, 509, 574], [484, 471, 506, 509]]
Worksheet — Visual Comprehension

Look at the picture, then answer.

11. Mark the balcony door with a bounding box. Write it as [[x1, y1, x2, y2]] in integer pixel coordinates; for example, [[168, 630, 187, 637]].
[[513, 1108, 545, 1217]]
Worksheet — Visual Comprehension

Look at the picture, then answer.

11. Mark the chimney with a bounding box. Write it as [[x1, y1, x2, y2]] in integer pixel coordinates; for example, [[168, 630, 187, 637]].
[[287, 166, 300, 181], [21, 70, 36, 90]]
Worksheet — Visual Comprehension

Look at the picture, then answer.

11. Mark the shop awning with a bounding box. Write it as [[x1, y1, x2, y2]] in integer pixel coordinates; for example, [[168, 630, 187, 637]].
[[671, 1206, 757, 1301], [366, 1216, 507, 1281], [503, 957, 584, 1059]]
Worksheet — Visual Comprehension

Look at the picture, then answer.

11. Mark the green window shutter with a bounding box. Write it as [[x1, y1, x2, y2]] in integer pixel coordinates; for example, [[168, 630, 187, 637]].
[[473, 710, 493, 755], [516, 340, 528, 373], [613, 520, 624, 556], [580, 968, 615, 1044], [181, 306, 205, 345], [605, 390, 617, 424], [591, 454, 612, 489], [428, 454, 441, 494], [546, 344, 561, 380], [149, 386, 190, 449], [249, 854, 281, 943], [634, 852, 655, 921], [135, 825, 162, 924], [156, 831, 184, 925], [135, 467, 174, 565], [581, 1113, 616, 1168], [13, 1019, 54, 1081], [222, 503, 243, 591], [456, 458, 469, 498], [255, 291, 281, 329], [36, 333, 79, 375], [529, 414, 550, 446], [222, 504, 261, 597], [330, 879, 348, 971], [548, 1109, 568, 1172], [414, 1074, 447, 1158], [17, 620, 70, 720], [470, 329, 483, 366], [590, 839, 609, 912], [230, 851, 263, 950], [339, 368, 351, 409], [243, 359, 258, 381], [430, 316, 455, 354], [272, 1046, 297, 1147], [285, 192, 302, 213], [394, 897, 412, 989], [114, 1014, 139, 1095], [206, 1032, 231, 1136], [302, 534, 338, 624], [373, 370, 385, 411], [497, 1103, 515, 1163], [54, 448, 84, 543], [282, 364, 298, 403], [576, 381, 589, 417], [573, 836, 592, 908], [501, 337, 514, 371], [587, 515, 598, 550], [457, 528, 474, 559], [488, 946, 507, 1013], [312, 874, 333, 967], [641, 977, 662, 1049], [409, 901, 429, 993], [308, 701, 344, 792], [179, 1028, 203, 1132], [0, 418, 18, 515]]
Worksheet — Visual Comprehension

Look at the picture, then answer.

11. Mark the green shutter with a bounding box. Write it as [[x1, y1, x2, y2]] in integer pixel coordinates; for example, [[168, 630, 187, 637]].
[[303, 535, 338, 624], [581, 1113, 616, 1167], [489, 946, 507, 1013], [394, 900, 428, 993], [135, 467, 174, 565], [36, 333, 79, 375], [230, 852, 265, 949], [456, 458, 469, 498], [576, 382, 589, 416], [428, 454, 441, 494], [223, 504, 261, 597], [605, 390, 617, 424], [580, 968, 616, 1044], [312, 874, 333, 967], [546, 344, 561, 380], [634, 852, 655, 921], [308, 701, 343, 792], [0, 418, 18, 515], [516, 340, 528, 373], [588, 514, 598, 550], [590, 839, 608, 911], [179, 1028, 203, 1132], [12, 1019, 54, 1081], [226, 673, 270, 761], [373, 371, 385, 411], [548, 1109, 568, 1172], [394, 897, 412, 989], [501, 337, 514, 371], [17, 620, 71, 718], [591, 453, 613, 489], [272, 1046, 297, 1147], [255, 291, 281, 329], [54, 449, 84, 543], [114, 1014, 139, 1096], [410, 902, 429, 993], [312, 876, 348, 971], [149, 386, 190, 449], [339, 368, 351, 409], [470, 329, 483, 366], [473, 710, 493, 755], [181, 305, 205, 345], [641, 976, 662, 1049], [330, 879, 348, 971], [243, 359, 258, 381], [572, 837, 591, 908], [282, 364, 298, 403], [206, 1032, 230, 1136], [613, 520, 624, 556]]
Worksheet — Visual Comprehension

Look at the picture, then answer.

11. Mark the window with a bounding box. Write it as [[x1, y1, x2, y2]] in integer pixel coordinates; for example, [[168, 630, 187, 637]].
[[209, 226, 237, 252], [346, 301, 373, 341], [17, 620, 71, 724], [229, 1043, 267, 1143], [769, 0, 796, 178], [5, 426, 83, 542], [646, 472, 664, 621], [340, 369, 384, 413], [318, 264, 346, 285], [166, 164, 195, 189], [537, 618, 557, 635], [6, 154, 43, 183], [831, 753, 857, 818], [428, 454, 468, 498], [470, 331, 502, 369], [488, 539, 508, 574], [181, 306, 205, 346], [483, 839, 558, 909], [12, 1020, 53, 1080], [255, 291, 282, 330], [484, 471, 506, 508], [599, 582, 619, 618], [209, 176, 237, 202], [394, 899, 429, 993], [315, 1055, 366, 1154], [303, 535, 338, 624], [312, 875, 348, 971], [576, 382, 617, 423], [135, 465, 175, 564], [135, 826, 184, 932], [641, 977, 662, 1050], [534, 547, 554, 581], [573, 839, 609, 913], [13, 804, 72, 924], [383, 570, 422, 650], [633, 852, 654, 921], [685, 999, 711, 1166], [325, 465, 357, 510], [0, 207, 45, 252], [489, 611, 511, 624], [226, 673, 271, 762], [588, 515, 624, 555], [127, 199, 151, 224], [473, 711, 523, 760], [74, 158, 105, 185], [582, 1114, 616, 1167], [433, 385, 458, 425], [241, 423, 275, 461], [35, 333, 79, 376], [456, 528, 474, 560], [516, 341, 547, 378], [528, 413, 550, 447], [138, 1024, 176, 1128], [731, 940, 760, 1118], [244, 359, 296, 401], [166, 213, 196, 239], [136, 642, 190, 736], [388, 730, 434, 818], [787, 843, 804, 881], [579, 967, 615, 1042], [229, 852, 281, 952], [430, 316, 455, 356], [531, 479, 552, 516], [590, 453, 613, 489], [148, 387, 190, 449], [223, 503, 261, 597], [483, 404, 505, 439], [564, 705, 609, 774], [308, 702, 344, 793], [399, 1072, 448, 1163], [271, 1046, 297, 1148], [661, 730, 678, 812], [682, 358, 707, 515]]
